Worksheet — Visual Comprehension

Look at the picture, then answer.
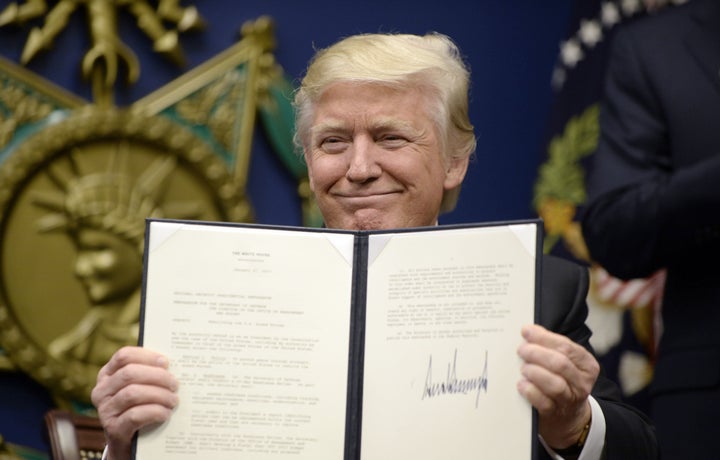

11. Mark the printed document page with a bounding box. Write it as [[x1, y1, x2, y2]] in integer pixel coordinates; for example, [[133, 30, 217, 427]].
[[361, 224, 537, 459], [136, 221, 355, 459]]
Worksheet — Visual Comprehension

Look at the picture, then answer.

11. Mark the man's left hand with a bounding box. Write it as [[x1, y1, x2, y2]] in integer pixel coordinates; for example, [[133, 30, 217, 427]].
[[517, 324, 599, 449]]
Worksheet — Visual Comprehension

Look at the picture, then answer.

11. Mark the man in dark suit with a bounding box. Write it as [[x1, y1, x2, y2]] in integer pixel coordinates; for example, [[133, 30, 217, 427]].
[[582, 1, 720, 458], [92, 32, 657, 459]]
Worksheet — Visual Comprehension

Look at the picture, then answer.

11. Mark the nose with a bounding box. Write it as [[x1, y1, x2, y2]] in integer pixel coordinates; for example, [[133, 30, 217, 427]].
[[346, 136, 381, 183]]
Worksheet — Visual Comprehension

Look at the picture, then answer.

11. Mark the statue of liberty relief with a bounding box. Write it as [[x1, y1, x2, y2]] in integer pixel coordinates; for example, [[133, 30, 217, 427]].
[[33, 150, 199, 367]]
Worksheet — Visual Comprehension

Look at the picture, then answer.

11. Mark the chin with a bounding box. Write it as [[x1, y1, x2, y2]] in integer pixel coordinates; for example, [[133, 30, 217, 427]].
[[352, 211, 396, 230], [324, 217, 382, 231], [325, 205, 429, 230]]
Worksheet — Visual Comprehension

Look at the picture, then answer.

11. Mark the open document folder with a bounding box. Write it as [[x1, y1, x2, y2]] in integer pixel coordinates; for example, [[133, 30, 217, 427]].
[[135, 219, 541, 460]]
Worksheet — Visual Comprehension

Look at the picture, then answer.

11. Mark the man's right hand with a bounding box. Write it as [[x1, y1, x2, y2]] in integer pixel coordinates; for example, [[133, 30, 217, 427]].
[[91, 346, 179, 460]]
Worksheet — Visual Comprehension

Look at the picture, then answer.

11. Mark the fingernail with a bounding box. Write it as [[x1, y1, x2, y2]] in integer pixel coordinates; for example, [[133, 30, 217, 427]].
[[521, 325, 531, 338]]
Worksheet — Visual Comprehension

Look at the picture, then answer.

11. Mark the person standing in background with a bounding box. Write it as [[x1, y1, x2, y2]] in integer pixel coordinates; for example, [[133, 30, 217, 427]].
[[582, 1, 720, 458]]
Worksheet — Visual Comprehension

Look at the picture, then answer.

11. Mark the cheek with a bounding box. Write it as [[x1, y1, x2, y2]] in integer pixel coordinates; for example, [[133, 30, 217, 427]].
[[394, 154, 444, 185], [99, 251, 119, 268], [308, 154, 346, 190], [75, 251, 111, 273]]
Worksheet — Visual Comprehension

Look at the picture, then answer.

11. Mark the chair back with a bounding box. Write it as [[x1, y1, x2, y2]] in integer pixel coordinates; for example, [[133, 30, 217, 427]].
[[44, 409, 105, 460]]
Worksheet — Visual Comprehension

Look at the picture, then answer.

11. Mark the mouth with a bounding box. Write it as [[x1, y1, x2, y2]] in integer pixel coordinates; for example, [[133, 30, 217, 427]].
[[336, 190, 401, 199], [335, 192, 401, 208]]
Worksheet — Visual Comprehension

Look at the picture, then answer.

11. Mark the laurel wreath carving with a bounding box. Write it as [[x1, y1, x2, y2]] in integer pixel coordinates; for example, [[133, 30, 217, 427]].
[[533, 104, 599, 257]]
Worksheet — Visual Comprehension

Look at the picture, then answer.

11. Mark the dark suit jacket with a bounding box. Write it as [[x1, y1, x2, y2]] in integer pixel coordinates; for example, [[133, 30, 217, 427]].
[[581, 1, 720, 456], [540, 256, 657, 459]]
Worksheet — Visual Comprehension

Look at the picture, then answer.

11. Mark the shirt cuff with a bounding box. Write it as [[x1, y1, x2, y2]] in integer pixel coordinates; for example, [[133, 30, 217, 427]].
[[540, 395, 606, 460]]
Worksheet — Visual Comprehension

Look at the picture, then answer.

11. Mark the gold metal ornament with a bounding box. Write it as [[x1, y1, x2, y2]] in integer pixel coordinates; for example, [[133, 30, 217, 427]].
[[0, 3, 311, 406], [0, 0, 205, 106], [0, 106, 250, 401]]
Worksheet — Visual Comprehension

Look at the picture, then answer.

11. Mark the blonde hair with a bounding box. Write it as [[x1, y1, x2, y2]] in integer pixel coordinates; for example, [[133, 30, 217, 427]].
[[294, 32, 476, 212]]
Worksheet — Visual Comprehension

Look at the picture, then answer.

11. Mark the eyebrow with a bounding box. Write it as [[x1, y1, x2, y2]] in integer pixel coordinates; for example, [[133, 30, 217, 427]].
[[310, 120, 348, 138], [310, 117, 422, 139], [369, 117, 420, 134]]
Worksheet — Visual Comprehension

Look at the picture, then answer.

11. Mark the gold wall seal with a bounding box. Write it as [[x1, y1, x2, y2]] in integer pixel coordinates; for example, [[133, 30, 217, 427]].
[[0, 105, 250, 402]]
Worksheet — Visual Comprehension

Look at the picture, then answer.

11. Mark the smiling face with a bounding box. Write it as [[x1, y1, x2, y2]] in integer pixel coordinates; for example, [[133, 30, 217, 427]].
[[305, 82, 469, 230]]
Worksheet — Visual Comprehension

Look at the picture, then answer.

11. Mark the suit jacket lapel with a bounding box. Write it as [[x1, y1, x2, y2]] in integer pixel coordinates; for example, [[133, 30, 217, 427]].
[[685, 0, 720, 95]]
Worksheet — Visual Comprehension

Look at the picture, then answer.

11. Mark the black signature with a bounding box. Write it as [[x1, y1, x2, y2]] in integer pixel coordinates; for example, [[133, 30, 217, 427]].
[[422, 349, 488, 407]]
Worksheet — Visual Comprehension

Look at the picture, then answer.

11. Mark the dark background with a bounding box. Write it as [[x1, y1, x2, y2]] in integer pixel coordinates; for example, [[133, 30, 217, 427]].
[[0, 0, 572, 453]]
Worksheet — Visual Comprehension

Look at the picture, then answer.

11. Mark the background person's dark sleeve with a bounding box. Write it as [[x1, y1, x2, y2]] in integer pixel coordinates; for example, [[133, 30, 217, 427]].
[[582, 25, 720, 280]]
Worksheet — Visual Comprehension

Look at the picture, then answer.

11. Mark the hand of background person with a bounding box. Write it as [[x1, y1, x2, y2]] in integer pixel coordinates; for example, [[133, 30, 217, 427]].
[[517, 324, 599, 449], [91, 346, 179, 460]]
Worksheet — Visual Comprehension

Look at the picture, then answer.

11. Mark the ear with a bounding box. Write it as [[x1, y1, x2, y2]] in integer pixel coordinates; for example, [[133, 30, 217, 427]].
[[443, 155, 469, 191]]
